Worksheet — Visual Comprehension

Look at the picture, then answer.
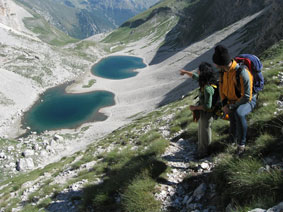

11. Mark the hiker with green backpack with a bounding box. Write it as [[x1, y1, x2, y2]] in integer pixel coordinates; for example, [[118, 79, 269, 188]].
[[180, 62, 218, 159], [212, 45, 263, 155]]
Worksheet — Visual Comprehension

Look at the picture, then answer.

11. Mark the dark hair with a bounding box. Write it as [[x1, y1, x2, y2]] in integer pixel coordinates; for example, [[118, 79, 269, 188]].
[[198, 62, 217, 87]]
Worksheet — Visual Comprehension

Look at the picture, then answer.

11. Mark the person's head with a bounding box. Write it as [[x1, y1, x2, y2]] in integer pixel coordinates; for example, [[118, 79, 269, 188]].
[[212, 45, 231, 70], [198, 62, 212, 73], [198, 62, 216, 87]]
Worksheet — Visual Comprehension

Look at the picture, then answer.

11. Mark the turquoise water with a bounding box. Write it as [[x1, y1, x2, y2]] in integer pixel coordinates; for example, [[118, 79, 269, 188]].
[[23, 84, 115, 133], [23, 55, 144, 133], [92, 55, 146, 79]]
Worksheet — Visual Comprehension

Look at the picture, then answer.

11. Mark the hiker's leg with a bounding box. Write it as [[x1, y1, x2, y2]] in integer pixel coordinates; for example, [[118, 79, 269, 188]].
[[198, 111, 213, 155], [206, 112, 213, 146], [198, 113, 202, 153], [235, 97, 257, 146], [228, 110, 237, 143]]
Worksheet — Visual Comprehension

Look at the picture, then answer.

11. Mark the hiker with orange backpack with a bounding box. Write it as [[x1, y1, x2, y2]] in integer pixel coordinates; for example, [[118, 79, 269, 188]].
[[212, 45, 260, 155], [180, 62, 218, 158]]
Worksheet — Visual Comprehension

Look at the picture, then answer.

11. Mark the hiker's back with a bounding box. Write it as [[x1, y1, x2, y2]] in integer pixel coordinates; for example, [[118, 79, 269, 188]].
[[234, 54, 264, 93]]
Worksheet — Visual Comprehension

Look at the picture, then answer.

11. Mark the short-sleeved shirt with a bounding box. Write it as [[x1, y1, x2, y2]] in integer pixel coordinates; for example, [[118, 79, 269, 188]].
[[192, 73, 214, 110]]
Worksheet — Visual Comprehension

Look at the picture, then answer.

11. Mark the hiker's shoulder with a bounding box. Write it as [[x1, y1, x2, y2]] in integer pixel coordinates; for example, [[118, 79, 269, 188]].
[[204, 84, 215, 94], [238, 65, 251, 79]]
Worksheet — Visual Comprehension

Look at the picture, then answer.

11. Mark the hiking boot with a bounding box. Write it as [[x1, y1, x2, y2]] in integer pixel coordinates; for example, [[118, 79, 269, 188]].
[[237, 145, 245, 156]]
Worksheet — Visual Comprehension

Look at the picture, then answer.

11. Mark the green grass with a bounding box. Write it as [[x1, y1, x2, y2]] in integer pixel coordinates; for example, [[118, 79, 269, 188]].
[[247, 134, 277, 157], [82, 79, 96, 88], [261, 40, 283, 61], [0, 156, 76, 205], [82, 152, 167, 211], [137, 130, 161, 145], [80, 131, 169, 211], [103, 16, 178, 48], [37, 197, 52, 209], [128, 0, 175, 23], [21, 10, 78, 46], [70, 40, 99, 61], [73, 40, 97, 51], [21, 205, 40, 212], [122, 173, 161, 212], [213, 157, 283, 208], [102, 0, 182, 46]]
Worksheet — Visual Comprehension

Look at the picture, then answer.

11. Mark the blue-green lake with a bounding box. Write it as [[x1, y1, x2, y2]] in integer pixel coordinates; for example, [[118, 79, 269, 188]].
[[92, 55, 146, 79], [23, 55, 144, 133], [23, 84, 115, 133]]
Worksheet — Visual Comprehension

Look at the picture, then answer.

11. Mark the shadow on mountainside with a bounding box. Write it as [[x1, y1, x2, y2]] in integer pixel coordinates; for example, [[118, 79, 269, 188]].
[[149, 0, 266, 66], [81, 153, 167, 211], [157, 47, 215, 107], [43, 153, 167, 212], [46, 190, 83, 212], [158, 78, 197, 107]]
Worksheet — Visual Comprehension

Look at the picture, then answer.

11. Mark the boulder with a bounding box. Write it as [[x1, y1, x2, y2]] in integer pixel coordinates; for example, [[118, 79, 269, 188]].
[[22, 150, 35, 157], [16, 158, 35, 171], [7, 146, 14, 151], [200, 162, 210, 170], [32, 144, 39, 151], [0, 152, 6, 159], [54, 135, 64, 141]]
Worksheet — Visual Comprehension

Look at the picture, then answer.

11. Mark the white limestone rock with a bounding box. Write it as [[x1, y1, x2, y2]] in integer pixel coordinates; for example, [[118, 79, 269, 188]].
[[22, 149, 35, 157], [16, 158, 35, 171]]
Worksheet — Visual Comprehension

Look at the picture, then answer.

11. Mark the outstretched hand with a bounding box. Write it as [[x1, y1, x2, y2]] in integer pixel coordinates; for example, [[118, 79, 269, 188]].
[[180, 69, 193, 77], [180, 69, 187, 75]]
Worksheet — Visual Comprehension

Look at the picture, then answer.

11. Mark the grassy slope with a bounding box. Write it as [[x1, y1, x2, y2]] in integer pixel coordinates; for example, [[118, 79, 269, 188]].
[[0, 39, 282, 211], [102, 0, 190, 51], [206, 42, 283, 211]]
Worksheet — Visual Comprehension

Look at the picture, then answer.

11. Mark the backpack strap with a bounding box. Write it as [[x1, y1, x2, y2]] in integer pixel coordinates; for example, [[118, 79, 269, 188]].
[[235, 65, 244, 98], [210, 84, 217, 89], [219, 70, 228, 106], [235, 56, 253, 71]]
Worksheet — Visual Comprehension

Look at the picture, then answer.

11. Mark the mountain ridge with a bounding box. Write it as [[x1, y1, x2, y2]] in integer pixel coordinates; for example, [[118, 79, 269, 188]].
[[14, 0, 160, 39]]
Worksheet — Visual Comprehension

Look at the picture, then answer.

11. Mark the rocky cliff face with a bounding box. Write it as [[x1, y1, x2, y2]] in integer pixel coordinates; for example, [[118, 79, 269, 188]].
[[165, 0, 269, 47], [243, 0, 283, 55]]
